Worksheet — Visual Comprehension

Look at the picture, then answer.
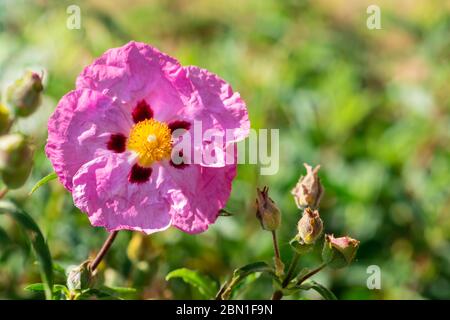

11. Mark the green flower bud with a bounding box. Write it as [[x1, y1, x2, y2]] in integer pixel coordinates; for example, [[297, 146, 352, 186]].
[[255, 186, 281, 231], [7, 71, 43, 117], [0, 104, 11, 135], [0, 133, 34, 189], [322, 234, 360, 269], [67, 261, 93, 292], [291, 163, 324, 209], [297, 208, 323, 244]]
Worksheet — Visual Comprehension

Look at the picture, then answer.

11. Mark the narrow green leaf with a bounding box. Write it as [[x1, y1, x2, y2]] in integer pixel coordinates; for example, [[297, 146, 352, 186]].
[[218, 209, 233, 216], [29, 172, 57, 196], [24, 283, 46, 292], [25, 283, 70, 299], [298, 281, 338, 300], [217, 262, 278, 300], [166, 268, 218, 299], [0, 200, 53, 300], [101, 286, 137, 295]]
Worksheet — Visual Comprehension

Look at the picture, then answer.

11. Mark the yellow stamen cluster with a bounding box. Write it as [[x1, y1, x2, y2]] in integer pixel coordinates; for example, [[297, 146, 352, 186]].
[[127, 119, 172, 167]]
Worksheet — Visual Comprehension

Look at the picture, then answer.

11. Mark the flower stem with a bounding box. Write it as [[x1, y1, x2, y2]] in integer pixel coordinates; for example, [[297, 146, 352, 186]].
[[271, 231, 281, 261], [271, 252, 301, 300], [89, 231, 118, 272], [296, 262, 327, 286], [282, 252, 300, 287]]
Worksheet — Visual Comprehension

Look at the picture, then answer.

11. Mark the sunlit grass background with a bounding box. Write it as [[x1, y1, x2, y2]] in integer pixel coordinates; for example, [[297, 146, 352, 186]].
[[0, 0, 449, 299]]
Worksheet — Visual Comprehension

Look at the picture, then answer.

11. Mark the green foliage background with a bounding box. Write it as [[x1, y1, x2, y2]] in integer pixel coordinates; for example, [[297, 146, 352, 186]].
[[0, 0, 449, 299]]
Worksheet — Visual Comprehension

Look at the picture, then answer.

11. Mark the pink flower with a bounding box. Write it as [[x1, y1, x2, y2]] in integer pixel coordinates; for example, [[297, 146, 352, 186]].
[[46, 41, 249, 234]]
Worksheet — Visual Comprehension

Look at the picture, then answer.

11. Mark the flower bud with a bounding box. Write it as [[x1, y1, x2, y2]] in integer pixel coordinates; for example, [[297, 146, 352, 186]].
[[296, 208, 323, 244], [67, 261, 93, 292], [7, 71, 43, 117], [322, 234, 360, 269], [0, 133, 34, 189], [0, 104, 11, 135], [291, 163, 324, 209], [255, 186, 281, 231]]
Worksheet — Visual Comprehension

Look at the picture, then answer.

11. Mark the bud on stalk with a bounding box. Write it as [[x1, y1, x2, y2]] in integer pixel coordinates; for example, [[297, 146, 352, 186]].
[[0, 133, 34, 189], [7, 71, 43, 117], [255, 186, 281, 231], [291, 163, 324, 209], [67, 260, 93, 292], [322, 234, 360, 269], [296, 208, 323, 244], [0, 104, 11, 135]]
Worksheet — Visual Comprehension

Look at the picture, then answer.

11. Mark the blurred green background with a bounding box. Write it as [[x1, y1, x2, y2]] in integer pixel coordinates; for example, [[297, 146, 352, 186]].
[[0, 0, 449, 299]]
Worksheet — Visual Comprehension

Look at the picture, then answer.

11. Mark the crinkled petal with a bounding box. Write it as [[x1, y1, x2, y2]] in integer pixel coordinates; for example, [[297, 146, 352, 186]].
[[46, 89, 132, 191], [163, 162, 237, 234], [176, 66, 249, 167], [72, 153, 173, 234], [76, 41, 192, 121]]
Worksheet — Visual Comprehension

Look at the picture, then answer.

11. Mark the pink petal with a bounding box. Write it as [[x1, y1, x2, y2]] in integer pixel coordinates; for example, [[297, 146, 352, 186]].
[[46, 89, 131, 191], [76, 41, 192, 122], [177, 66, 250, 167], [72, 153, 173, 234], [162, 162, 237, 234]]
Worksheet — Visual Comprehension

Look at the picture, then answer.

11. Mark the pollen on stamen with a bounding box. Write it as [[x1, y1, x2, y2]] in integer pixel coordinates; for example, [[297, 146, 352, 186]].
[[127, 118, 172, 167]]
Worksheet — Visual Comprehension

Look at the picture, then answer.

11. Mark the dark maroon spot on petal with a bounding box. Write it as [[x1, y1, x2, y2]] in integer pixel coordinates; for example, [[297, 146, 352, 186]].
[[132, 100, 153, 123], [107, 133, 127, 153], [170, 150, 189, 169], [129, 164, 152, 183], [168, 120, 191, 133]]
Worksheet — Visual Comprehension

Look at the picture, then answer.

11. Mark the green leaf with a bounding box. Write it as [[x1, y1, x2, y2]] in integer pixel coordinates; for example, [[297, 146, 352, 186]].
[[290, 238, 314, 255], [29, 172, 57, 196], [0, 201, 53, 300], [217, 262, 278, 300], [298, 281, 337, 300], [25, 283, 70, 299], [166, 268, 218, 299], [24, 283, 46, 292], [218, 208, 233, 216], [76, 288, 120, 300]]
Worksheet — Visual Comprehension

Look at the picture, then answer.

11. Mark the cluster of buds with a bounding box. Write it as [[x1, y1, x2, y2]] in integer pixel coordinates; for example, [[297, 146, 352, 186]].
[[0, 71, 43, 189], [292, 163, 325, 247], [253, 161, 360, 293]]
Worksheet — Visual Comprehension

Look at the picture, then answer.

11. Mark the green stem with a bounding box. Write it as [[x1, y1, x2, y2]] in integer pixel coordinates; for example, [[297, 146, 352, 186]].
[[271, 231, 281, 261], [0, 187, 8, 199], [296, 262, 327, 286], [271, 252, 301, 300], [282, 252, 300, 287]]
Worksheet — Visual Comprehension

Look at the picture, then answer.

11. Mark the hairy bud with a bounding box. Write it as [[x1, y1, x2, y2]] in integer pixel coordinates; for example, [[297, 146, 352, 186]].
[[297, 208, 323, 244], [7, 71, 43, 117], [322, 234, 360, 269], [255, 186, 281, 231], [0, 133, 34, 189], [0, 104, 11, 135], [67, 261, 93, 292], [291, 163, 324, 209]]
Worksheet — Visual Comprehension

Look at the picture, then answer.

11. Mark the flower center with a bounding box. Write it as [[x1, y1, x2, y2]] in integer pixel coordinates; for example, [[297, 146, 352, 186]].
[[127, 119, 172, 167]]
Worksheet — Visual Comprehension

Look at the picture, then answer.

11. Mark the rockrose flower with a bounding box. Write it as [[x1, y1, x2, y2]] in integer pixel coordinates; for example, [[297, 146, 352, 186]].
[[46, 41, 249, 234]]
